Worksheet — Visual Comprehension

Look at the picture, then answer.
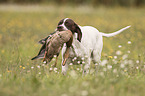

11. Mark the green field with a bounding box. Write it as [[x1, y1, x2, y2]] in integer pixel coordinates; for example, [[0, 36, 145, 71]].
[[0, 5, 145, 96]]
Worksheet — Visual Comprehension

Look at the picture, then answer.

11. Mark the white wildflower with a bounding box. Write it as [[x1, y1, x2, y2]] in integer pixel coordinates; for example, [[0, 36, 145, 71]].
[[113, 69, 117, 73], [31, 66, 34, 69], [136, 60, 139, 64], [120, 63, 125, 68], [38, 72, 41, 74], [54, 68, 57, 71], [107, 65, 112, 69], [114, 56, 117, 59], [128, 60, 134, 67], [77, 68, 80, 71], [54, 70, 57, 73], [77, 61, 81, 64], [81, 57, 85, 60], [85, 55, 88, 58], [128, 60, 133, 64], [101, 59, 108, 66], [113, 59, 117, 64], [122, 60, 128, 65], [116, 50, 122, 55], [118, 45, 122, 48], [70, 63, 73, 65], [73, 57, 77, 60], [82, 61, 85, 64], [81, 90, 88, 96], [54, 55, 57, 57], [43, 61, 46, 64], [136, 66, 139, 69], [37, 65, 40, 68], [127, 50, 131, 53], [128, 41, 131, 44], [50, 68, 53, 71], [95, 63, 98, 66], [122, 54, 128, 60]]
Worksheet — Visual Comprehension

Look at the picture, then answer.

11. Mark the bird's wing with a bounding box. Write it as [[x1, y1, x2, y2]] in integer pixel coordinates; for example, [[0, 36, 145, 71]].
[[38, 31, 57, 44]]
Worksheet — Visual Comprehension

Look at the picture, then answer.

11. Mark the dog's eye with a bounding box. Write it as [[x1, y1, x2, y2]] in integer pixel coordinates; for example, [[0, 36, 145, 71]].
[[65, 22, 71, 26]]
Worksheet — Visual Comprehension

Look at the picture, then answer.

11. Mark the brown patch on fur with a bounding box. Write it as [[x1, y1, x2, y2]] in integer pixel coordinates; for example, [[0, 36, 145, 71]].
[[57, 18, 82, 42]]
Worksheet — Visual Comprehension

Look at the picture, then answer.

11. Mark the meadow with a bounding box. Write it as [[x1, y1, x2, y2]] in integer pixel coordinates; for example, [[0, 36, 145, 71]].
[[0, 5, 145, 96]]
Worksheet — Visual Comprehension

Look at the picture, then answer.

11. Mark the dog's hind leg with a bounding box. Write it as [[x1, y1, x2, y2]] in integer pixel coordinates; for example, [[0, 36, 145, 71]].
[[81, 53, 92, 75], [91, 35, 103, 75], [83, 57, 91, 74]]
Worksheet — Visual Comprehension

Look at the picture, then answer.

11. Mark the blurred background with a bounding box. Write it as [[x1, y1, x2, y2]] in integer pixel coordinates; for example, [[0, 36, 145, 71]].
[[0, 0, 145, 7], [0, 0, 145, 61], [0, 1, 145, 96]]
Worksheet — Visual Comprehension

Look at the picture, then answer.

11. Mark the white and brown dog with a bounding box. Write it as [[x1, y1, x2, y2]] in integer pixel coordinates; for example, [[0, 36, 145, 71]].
[[56, 18, 131, 74]]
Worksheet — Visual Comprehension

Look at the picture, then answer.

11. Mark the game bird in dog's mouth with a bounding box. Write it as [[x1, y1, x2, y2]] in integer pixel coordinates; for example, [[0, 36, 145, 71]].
[[31, 30, 73, 67]]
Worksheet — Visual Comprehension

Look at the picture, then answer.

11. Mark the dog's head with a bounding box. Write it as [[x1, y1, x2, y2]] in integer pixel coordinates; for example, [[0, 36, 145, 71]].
[[56, 18, 82, 42]]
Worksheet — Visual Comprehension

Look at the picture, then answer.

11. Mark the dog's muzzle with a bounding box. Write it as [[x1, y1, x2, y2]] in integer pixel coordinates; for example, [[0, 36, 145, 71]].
[[57, 26, 64, 31]]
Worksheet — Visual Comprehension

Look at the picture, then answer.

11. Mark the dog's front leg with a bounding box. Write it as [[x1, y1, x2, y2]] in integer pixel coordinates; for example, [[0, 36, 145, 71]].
[[83, 57, 91, 74], [62, 63, 68, 75]]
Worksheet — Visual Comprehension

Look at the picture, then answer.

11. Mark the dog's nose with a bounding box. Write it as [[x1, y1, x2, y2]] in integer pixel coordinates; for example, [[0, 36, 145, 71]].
[[57, 26, 63, 31]]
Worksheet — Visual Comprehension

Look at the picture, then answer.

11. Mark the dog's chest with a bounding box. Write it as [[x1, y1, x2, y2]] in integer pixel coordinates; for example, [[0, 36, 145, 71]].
[[68, 40, 88, 58]]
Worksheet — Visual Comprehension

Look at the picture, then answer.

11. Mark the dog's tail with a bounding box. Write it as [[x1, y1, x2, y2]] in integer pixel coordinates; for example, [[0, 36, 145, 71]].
[[100, 25, 131, 37]]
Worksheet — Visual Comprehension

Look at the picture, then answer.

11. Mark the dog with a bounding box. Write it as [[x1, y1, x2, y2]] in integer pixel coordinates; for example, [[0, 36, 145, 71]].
[[56, 18, 131, 75]]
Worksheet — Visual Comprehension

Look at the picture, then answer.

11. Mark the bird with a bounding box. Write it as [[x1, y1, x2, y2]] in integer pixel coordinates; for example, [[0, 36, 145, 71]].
[[31, 31, 56, 60], [31, 30, 73, 67]]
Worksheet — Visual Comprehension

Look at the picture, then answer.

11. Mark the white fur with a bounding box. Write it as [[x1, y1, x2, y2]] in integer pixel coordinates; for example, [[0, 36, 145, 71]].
[[60, 19, 131, 75], [59, 18, 69, 31]]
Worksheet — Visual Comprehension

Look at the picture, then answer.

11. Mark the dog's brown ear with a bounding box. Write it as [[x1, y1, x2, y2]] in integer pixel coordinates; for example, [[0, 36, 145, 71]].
[[75, 24, 82, 42]]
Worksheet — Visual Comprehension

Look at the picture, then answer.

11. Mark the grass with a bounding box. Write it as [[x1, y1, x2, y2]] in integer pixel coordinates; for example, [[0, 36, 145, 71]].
[[0, 5, 145, 96]]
